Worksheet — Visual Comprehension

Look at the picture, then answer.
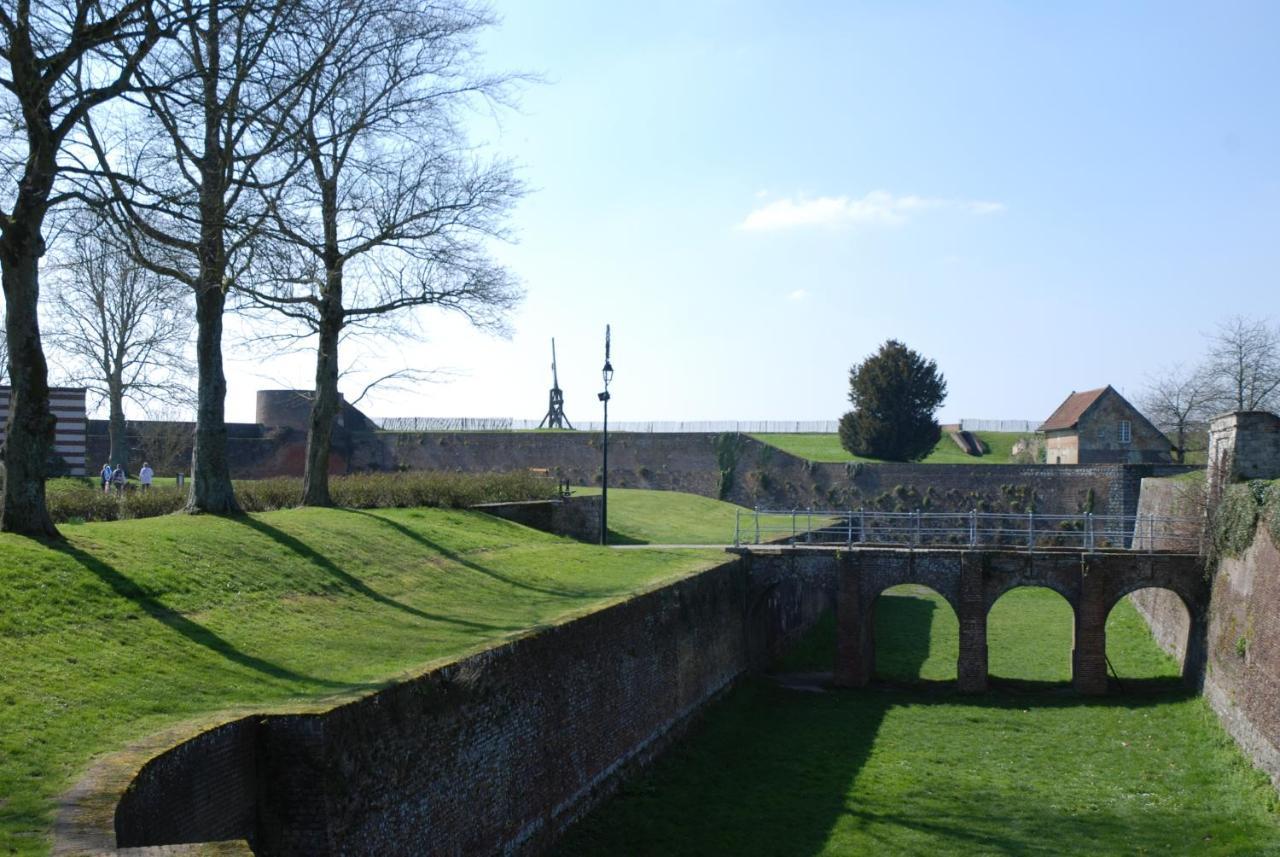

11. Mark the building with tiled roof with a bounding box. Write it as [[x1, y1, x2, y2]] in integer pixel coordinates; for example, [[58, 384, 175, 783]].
[[1038, 385, 1172, 465]]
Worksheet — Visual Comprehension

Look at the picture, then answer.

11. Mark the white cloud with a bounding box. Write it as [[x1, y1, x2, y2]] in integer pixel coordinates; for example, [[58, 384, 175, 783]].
[[786, 288, 809, 301], [738, 190, 1005, 232]]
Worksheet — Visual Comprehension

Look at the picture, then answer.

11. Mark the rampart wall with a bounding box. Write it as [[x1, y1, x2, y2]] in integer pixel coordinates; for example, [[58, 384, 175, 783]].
[[78, 554, 834, 855], [85, 416, 1194, 517], [1133, 467, 1280, 789], [383, 430, 1193, 516]]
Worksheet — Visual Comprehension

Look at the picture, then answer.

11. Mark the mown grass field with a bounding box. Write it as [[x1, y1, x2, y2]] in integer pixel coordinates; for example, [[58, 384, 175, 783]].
[[0, 506, 722, 856], [752, 430, 1026, 464], [558, 587, 1280, 855], [575, 487, 840, 546]]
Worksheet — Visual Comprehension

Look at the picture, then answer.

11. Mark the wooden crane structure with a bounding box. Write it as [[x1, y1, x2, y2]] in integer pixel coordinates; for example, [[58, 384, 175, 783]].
[[538, 338, 573, 429]]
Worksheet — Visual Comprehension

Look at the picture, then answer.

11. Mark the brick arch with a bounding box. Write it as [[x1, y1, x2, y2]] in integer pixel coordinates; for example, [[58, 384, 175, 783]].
[[868, 583, 960, 683], [833, 548, 1208, 695], [983, 579, 1080, 618], [1102, 578, 1208, 624], [866, 580, 962, 623]]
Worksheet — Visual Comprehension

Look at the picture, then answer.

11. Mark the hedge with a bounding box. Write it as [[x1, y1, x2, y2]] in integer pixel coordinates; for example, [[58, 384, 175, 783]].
[[45, 471, 559, 524]]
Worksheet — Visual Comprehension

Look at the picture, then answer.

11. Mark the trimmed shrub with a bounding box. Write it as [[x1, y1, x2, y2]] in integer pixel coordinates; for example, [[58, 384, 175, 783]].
[[47, 471, 558, 525]]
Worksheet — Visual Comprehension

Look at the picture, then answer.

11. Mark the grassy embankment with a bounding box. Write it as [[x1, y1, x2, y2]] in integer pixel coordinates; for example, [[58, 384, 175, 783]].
[[559, 587, 1280, 855], [0, 501, 727, 856], [752, 430, 1026, 464]]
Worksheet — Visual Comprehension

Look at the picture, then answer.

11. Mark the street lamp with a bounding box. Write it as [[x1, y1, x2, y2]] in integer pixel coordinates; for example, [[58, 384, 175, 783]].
[[598, 324, 613, 545]]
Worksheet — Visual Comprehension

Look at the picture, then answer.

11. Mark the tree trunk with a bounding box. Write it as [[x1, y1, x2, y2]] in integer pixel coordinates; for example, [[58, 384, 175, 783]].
[[302, 271, 343, 507], [187, 283, 240, 513], [108, 376, 129, 471], [0, 232, 60, 537]]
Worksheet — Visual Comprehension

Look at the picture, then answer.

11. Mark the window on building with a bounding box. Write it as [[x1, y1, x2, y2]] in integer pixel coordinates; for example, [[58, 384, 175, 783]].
[[1119, 420, 1131, 444]]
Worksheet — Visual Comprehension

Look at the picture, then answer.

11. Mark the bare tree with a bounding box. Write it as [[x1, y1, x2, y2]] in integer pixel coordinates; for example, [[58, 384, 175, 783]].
[[47, 217, 193, 471], [83, 0, 332, 513], [134, 407, 194, 476], [1141, 364, 1216, 463], [242, 0, 522, 506], [1204, 315, 1280, 414], [0, 0, 170, 536]]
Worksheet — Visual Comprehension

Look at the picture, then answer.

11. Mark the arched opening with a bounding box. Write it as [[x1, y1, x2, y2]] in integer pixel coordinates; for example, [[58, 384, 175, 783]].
[[1105, 588, 1189, 686], [874, 584, 958, 682], [987, 587, 1074, 685]]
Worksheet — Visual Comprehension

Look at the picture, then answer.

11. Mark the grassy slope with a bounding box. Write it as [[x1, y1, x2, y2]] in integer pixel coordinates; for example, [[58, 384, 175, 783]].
[[575, 487, 748, 544], [559, 587, 1280, 856], [0, 507, 721, 856], [752, 430, 1025, 464]]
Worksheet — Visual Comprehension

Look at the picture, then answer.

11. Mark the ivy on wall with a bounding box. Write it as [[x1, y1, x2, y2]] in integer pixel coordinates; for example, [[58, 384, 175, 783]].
[[1209, 479, 1279, 568]]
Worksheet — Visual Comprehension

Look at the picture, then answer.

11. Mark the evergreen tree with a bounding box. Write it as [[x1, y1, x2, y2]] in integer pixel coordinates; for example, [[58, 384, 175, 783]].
[[839, 340, 947, 461]]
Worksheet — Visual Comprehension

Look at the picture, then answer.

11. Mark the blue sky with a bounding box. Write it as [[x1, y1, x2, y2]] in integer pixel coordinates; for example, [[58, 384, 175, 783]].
[[220, 0, 1280, 426]]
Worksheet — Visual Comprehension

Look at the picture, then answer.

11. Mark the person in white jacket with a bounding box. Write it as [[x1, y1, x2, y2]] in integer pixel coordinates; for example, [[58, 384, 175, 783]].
[[139, 462, 154, 492]]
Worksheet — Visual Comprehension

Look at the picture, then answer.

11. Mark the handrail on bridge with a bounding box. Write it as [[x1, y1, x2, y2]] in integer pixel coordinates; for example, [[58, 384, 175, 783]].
[[733, 508, 1203, 554]]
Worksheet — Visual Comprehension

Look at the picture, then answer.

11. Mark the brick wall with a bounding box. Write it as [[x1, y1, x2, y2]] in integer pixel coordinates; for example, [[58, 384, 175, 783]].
[[1133, 476, 1280, 791], [107, 555, 834, 855]]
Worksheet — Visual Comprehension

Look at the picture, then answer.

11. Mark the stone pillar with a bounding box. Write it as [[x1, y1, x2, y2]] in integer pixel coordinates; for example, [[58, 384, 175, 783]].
[[957, 552, 988, 693], [1073, 555, 1108, 695], [834, 552, 873, 687]]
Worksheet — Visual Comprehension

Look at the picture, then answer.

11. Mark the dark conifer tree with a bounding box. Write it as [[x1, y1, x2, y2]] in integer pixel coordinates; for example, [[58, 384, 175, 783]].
[[839, 340, 947, 461]]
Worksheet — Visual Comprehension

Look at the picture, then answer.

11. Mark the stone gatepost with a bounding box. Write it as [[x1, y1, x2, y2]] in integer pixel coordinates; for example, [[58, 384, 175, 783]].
[[834, 552, 873, 687], [1073, 555, 1109, 695], [957, 552, 988, 693]]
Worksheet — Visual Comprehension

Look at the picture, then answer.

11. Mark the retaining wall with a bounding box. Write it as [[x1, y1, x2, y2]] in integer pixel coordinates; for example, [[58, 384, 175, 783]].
[[382, 431, 1195, 517], [93, 554, 835, 855], [471, 496, 602, 542], [1132, 477, 1280, 789]]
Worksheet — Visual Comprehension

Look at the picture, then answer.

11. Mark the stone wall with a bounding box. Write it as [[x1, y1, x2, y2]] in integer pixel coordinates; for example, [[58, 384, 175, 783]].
[[383, 430, 1195, 517], [1208, 411, 1280, 485], [1132, 475, 1280, 790], [1074, 389, 1173, 464], [102, 554, 835, 855], [471, 495, 602, 542]]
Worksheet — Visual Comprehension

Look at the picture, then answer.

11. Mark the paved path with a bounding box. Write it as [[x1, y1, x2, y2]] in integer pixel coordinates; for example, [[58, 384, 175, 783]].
[[607, 544, 731, 550]]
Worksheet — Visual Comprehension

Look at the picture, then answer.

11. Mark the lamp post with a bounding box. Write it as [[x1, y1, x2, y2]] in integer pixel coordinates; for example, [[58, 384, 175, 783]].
[[597, 324, 613, 545]]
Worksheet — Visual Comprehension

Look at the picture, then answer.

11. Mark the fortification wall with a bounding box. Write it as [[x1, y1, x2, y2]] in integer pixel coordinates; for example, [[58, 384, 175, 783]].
[[471, 495, 603, 543], [1133, 475, 1280, 789], [383, 430, 1193, 516], [97, 555, 835, 855]]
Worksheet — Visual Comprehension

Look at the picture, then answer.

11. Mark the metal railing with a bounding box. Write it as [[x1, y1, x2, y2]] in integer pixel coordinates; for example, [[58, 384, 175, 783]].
[[733, 508, 1203, 553]]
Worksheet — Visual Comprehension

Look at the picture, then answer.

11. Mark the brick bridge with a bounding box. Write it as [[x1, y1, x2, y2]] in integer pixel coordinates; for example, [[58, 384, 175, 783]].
[[739, 546, 1208, 695]]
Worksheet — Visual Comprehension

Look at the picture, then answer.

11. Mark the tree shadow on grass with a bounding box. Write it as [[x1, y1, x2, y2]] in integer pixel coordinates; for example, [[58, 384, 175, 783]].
[[557, 590, 1209, 857], [50, 540, 372, 691], [344, 509, 601, 599], [227, 514, 514, 632]]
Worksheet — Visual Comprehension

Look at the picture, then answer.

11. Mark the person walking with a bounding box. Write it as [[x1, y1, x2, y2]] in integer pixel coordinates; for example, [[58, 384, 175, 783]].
[[111, 464, 127, 497], [101, 462, 113, 494], [139, 462, 154, 492]]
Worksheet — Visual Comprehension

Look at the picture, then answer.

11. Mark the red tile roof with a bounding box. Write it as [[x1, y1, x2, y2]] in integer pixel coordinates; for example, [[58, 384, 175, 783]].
[[1038, 386, 1110, 432]]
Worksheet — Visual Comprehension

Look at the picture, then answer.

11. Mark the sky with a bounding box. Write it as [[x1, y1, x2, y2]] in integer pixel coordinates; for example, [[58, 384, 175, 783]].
[[208, 0, 1280, 427]]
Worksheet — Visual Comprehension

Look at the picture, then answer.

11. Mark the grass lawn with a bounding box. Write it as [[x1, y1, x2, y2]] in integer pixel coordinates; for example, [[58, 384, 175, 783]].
[[575, 487, 839, 545], [558, 587, 1280, 855], [575, 487, 758, 544], [0, 507, 722, 856], [752, 431, 1027, 464]]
